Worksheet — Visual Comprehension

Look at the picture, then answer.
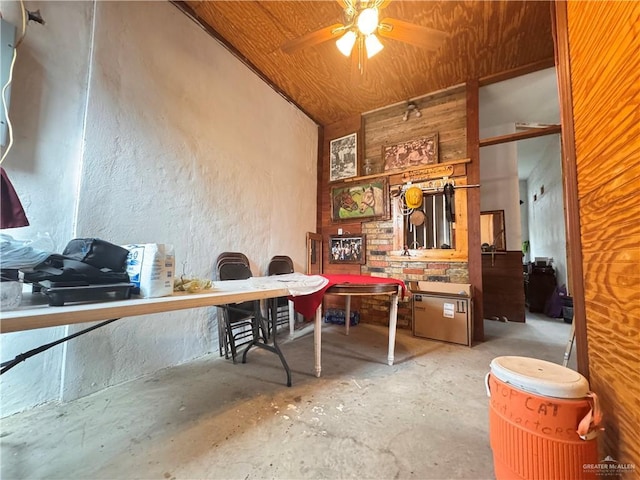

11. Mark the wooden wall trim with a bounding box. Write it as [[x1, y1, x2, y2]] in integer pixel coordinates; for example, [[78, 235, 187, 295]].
[[466, 80, 483, 342], [552, 1, 590, 377], [316, 126, 324, 233], [479, 125, 561, 147]]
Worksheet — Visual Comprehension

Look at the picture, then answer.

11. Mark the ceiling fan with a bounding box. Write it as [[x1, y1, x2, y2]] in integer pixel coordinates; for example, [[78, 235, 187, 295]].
[[281, 0, 448, 73]]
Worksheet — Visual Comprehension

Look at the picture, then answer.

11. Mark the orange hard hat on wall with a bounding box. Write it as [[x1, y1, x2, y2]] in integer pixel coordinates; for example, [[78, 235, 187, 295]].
[[405, 186, 423, 209]]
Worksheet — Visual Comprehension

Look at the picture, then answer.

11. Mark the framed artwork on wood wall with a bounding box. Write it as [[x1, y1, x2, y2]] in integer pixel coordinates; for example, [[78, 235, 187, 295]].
[[329, 132, 357, 182], [382, 133, 438, 173], [330, 178, 389, 222], [329, 234, 366, 264]]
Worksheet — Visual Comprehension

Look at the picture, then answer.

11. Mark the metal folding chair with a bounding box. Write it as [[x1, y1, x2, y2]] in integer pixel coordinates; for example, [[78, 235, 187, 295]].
[[215, 252, 262, 362], [267, 255, 296, 336], [214, 252, 292, 386]]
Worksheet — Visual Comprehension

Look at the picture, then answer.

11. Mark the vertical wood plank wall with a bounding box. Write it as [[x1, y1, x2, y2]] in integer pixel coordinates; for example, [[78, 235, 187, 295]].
[[321, 116, 365, 276], [466, 79, 483, 340], [362, 86, 467, 172], [564, 1, 640, 467], [319, 88, 471, 328], [320, 88, 468, 276]]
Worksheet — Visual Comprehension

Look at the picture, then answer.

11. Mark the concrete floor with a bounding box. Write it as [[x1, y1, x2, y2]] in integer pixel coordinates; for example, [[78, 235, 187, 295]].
[[1, 313, 574, 480]]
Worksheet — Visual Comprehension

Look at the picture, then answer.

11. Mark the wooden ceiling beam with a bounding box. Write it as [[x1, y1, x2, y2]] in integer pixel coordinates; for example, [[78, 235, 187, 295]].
[[479, 58, 556, 87], [479, 124, 561, 148]]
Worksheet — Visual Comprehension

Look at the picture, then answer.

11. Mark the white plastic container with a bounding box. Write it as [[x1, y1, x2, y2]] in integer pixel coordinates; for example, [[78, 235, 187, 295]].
[[489, 355, 589, 398], [0, 269, 22, 310], [122, 244, 175, 298]]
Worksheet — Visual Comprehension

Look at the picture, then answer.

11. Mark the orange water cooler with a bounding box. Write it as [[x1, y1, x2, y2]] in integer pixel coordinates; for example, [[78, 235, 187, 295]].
[[486, 356, 600, 480]]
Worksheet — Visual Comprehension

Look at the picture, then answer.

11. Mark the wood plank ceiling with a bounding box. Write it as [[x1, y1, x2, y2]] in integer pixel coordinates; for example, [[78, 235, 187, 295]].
[[176, 1, 554, 126]]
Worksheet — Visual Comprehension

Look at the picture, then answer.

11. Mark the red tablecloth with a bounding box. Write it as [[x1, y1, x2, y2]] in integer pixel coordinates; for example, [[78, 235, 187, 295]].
[[291, 274, 406, 318]]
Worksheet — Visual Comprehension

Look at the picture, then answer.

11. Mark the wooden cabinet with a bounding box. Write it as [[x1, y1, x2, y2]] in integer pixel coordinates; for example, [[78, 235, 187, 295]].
[[525, 266, 557, 313], [482, 251, 526, 322]]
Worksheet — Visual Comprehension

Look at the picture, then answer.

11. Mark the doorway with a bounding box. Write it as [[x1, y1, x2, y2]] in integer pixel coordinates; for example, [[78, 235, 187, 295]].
[[478, 68, 572, 350]]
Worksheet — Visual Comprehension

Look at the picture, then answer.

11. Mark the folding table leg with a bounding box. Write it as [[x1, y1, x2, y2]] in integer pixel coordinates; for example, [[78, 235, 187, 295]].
[[288, 300, 295, 336], [314, 305, 322, 377], [563, 320, 576, 367], [387, 290, 399, 366], [344, 295, 352, 336], [241, 302, 292, 387]]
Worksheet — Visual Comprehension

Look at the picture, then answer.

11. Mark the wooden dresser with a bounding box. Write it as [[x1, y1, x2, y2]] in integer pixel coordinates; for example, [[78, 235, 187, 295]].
[[524, 264, 557, 313], [482, 251, 526, 322]]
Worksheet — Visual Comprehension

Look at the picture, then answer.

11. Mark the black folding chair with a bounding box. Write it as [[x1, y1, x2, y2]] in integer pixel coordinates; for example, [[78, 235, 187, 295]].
[[267, 255, 295, 337], [214, 252, 291, 386]]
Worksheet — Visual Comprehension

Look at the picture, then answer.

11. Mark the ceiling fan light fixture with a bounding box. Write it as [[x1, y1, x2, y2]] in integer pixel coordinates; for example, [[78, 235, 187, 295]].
[[336, 30, 357, 57], [365, 34, 384, 58], [357, 8, 379, 36]]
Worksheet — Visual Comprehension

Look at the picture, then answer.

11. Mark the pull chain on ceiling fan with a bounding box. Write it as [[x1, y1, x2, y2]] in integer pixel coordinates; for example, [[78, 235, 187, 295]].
[[281, 0, 448, 74]]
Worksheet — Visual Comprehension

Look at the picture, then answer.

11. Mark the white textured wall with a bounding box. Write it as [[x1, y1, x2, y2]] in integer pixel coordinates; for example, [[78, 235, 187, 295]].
[[0, 0, 93, 416], [479, 67, 561, 261], [479, 124, 522, 251], [479, 126, 566, 288], [526, 135, 567, 288], [1, 1, 317, 415]]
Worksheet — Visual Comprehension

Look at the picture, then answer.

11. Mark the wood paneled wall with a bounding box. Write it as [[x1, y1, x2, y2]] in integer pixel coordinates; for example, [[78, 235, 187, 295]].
[[562, 1, 640, 468], [318, 86, 471, 327], [320, 116, 365, 276], [363, 85, 467, 174], [320, 86, 468, 276]]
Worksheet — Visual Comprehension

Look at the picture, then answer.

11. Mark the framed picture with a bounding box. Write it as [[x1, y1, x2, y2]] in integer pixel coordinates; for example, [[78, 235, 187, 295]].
[[330, 178, 389, 222], [329, 132, 357, 182], [329, 234, 366, 264], [382, 133, 438, 173]]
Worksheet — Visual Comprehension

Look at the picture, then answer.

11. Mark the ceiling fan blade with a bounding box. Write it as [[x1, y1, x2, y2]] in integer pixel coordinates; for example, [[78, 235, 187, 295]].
[[378, 17, 449, 50], [281, 23, 346, 54]]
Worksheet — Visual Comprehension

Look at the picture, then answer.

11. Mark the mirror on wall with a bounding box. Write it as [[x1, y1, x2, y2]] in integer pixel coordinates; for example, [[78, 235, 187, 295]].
[[480, 210, 506, 251]]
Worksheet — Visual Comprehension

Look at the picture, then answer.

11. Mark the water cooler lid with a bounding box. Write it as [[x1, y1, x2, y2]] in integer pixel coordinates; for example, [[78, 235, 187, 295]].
[[490, 356, 590, 399]]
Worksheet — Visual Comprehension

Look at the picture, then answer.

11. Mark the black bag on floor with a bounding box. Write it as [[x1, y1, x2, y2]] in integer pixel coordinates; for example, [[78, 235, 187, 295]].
[[23, 238, 130, 286]]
